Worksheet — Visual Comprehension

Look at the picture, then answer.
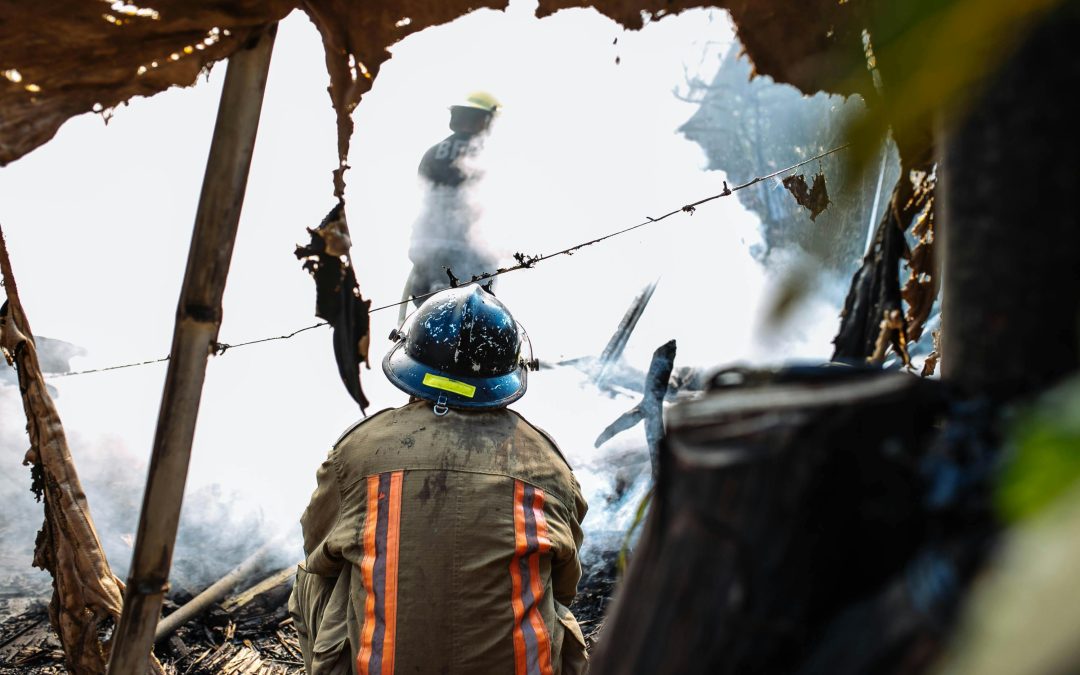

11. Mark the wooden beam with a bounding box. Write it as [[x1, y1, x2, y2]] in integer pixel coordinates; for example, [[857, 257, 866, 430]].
[[107, 25, 276, 674]]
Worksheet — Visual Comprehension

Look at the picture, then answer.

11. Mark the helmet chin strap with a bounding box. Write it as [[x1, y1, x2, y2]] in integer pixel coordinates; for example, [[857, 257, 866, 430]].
[[433, 394, 450, 417]]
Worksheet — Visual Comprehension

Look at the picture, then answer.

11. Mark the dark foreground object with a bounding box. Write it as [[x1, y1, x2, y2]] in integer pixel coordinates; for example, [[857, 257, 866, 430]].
[[592, 368, 993, 675]]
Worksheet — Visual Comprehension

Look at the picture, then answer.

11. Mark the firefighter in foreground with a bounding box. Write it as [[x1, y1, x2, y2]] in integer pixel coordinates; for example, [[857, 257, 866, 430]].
[[289, 285, 590, 675], [402, 92, 501, 320]]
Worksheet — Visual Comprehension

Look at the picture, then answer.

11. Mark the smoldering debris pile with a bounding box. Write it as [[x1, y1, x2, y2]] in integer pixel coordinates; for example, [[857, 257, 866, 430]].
[[573, 552, 619, 651], [0, 605, 63, 674], [154, 566, 302, 675], [0, 563, 303, 675]]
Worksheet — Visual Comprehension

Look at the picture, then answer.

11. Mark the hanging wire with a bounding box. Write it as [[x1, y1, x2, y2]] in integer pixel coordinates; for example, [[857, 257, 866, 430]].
[[44, 355, 172, 377], [43, 143, 850, 379]]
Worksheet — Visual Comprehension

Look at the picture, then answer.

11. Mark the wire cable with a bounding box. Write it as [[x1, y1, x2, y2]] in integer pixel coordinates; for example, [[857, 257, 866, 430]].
[[42, 143, 849, 379]]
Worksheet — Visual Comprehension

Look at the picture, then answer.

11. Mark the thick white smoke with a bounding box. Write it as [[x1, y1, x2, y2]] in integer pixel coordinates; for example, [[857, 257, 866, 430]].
[[0, 3, 855, 605]]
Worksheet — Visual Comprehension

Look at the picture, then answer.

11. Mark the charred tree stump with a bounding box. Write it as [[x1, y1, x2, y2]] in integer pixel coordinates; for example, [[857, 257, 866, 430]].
[[108, 26, 276, 674], [941, 5, 1080, 399], [591, 369, 942, 675]]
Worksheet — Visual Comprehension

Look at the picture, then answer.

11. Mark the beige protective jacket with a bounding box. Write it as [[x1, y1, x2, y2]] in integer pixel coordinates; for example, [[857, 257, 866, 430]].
[[289, 400, 589, 675]]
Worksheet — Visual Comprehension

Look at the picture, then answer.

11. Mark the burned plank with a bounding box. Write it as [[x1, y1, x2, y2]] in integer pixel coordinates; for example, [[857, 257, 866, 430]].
[[832, 179, 913, 363], [221, 567, 296, 629], [594, 281, 658, 388]]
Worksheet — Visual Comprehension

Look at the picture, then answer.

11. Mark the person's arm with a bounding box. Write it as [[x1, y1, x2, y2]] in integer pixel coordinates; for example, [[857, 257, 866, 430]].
[[552, 479, 589, 606], [299, 451, 345, 576]]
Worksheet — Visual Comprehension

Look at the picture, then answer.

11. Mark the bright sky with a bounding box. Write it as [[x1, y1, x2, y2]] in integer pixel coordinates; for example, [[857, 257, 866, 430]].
[[0, 2, 844, 573]]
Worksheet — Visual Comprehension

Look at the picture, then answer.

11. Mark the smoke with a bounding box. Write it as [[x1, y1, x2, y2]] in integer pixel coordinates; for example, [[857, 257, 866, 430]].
[[0, 384, 49, 617], [1, 340, 145, 618], [1, 384, 295, 621], [405, 127, 499, 299], [1, 336, 86, 609], [0, 3, 860, 615]]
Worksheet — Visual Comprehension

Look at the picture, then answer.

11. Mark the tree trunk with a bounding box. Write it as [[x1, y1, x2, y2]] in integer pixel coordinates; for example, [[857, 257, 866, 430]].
[[941, 4, 1080, 399]]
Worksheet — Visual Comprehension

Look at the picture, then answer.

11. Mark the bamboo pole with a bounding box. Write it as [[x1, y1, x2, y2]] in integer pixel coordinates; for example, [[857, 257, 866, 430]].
[[107, 25, 276, 674]]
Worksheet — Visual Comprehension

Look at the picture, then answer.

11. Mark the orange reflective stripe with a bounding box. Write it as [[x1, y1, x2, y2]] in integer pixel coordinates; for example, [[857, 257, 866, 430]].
[[509, 480, 555, 675], [528, 489, 554, 675], [358, 474, 381, 675], [357, 472, 404, 675], [510, 480, 529, 675], [382, 471, 404, 675]]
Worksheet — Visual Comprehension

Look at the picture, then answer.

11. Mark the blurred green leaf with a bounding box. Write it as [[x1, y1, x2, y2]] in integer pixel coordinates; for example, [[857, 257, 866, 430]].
[[999, 376, 1080, 522]]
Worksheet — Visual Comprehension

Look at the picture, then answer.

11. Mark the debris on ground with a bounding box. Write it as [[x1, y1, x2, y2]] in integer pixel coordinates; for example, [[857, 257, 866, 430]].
[[1, 563, 302, 674], [1, 552, 617, 673]]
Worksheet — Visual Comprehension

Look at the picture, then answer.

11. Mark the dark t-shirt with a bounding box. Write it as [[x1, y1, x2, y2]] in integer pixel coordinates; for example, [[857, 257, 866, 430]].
[[409, 130, 494, 298], [418, 131, 482, 187]]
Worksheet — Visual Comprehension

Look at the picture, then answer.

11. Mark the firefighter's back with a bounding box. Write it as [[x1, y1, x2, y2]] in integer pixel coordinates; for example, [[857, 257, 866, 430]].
[[328, 400, 586, 674]]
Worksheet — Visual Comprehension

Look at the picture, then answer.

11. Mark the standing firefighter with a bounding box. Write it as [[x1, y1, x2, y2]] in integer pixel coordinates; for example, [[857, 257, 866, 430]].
[[289, 285, 590, 675], [403, 92, 501, 316]]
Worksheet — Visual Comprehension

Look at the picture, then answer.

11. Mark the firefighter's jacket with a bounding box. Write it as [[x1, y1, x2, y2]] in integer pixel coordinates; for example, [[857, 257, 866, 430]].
[[289, 400, 589, 675]]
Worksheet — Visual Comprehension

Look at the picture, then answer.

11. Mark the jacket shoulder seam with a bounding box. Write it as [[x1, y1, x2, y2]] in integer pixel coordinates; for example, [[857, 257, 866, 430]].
[[506, 409, 573, 470], [332, 407, 394, 447], [340, 466, 578, 515]]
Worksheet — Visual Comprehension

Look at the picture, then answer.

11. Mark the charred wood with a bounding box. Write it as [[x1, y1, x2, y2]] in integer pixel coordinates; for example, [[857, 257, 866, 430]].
[[569, 551, 617, 652], [154, 539, 287, 642], [0, 604, 65, 674], [595, 340, 677, 479], [594, 281, 658, 388], [832, 177, 918, 364]]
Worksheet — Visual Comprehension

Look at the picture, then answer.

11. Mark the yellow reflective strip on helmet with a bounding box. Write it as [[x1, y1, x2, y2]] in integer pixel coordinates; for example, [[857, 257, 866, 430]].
[[422, 373, 477, 398]]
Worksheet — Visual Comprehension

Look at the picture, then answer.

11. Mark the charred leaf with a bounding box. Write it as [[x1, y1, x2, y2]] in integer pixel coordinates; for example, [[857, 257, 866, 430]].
[[782, 171, 831, 221], [295, 203, 371, 412]]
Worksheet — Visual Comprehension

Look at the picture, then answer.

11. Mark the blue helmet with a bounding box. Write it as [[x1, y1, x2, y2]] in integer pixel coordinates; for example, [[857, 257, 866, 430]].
[[383, 286, 535, 410]]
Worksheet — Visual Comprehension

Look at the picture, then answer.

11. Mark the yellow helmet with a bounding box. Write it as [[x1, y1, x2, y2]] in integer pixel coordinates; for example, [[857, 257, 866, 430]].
[[453, 91, 500, 114]]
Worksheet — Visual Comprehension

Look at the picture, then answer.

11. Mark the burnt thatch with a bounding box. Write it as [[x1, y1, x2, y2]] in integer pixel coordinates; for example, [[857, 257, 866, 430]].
[[1, 0, 877, 193]]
